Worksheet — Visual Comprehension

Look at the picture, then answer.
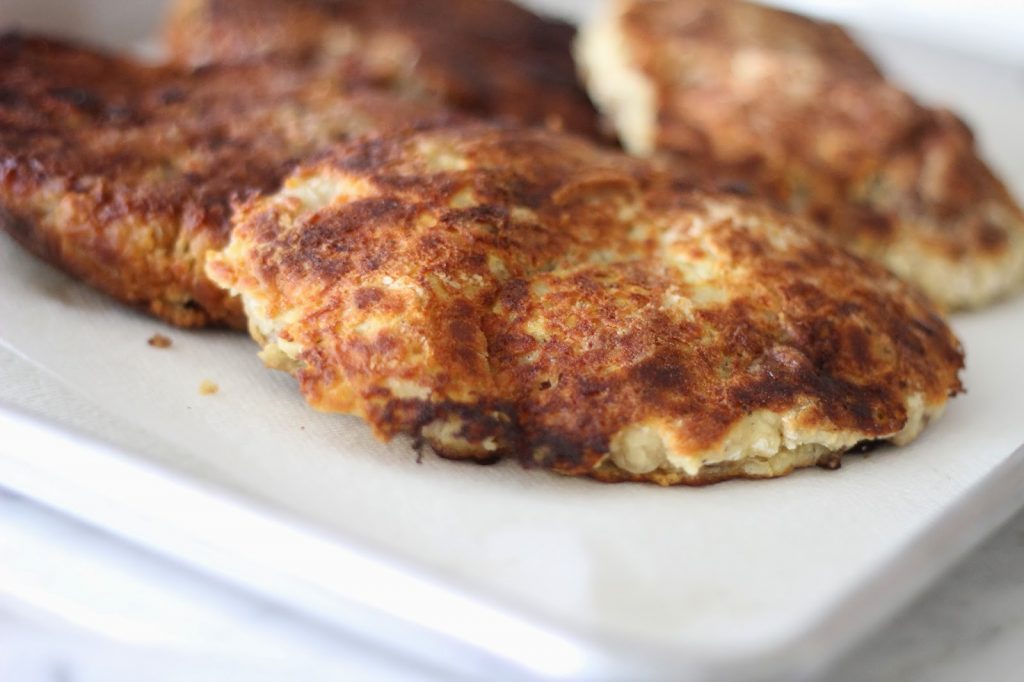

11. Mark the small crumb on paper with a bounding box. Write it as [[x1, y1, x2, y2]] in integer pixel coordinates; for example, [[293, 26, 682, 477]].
[[148, 333, 172, 348], [198, 379, 219, 396]]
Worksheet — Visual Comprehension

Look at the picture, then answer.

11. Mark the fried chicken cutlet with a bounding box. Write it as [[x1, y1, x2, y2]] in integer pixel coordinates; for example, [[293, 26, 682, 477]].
[[207, 124, 963, 485], [576, 0, 1024, 309], [0, 34, 459, 326], [164, 0, 601, 138]]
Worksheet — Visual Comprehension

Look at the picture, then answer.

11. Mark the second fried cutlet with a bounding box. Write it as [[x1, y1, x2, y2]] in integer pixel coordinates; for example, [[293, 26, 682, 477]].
[[0, 34, 459, 326], [576, 0, 1024, 309], [164, 0, 602, 138]]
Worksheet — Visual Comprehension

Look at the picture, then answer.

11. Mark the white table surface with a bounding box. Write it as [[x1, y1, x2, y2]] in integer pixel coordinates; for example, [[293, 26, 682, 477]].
[[2, 342, 1024, 682]]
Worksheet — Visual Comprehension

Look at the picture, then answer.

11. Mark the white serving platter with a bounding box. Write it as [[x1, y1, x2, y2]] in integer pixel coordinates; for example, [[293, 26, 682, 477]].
[[2, 4, 1024, 680]]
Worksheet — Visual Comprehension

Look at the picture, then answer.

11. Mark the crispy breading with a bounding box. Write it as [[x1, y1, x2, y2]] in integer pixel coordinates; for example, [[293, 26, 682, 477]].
[[0, 34, 460, 326], [207, 124, 964, 484], [576, 0, 1024, 309], [164, 0, 601, 137]]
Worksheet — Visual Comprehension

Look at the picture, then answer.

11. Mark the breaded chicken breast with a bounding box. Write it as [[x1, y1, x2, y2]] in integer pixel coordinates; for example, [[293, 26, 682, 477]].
[[164, 0, 601, 137], [0, 34, 459, 327], [207, 124, 963, 485], [576, 0, 1024, 309]]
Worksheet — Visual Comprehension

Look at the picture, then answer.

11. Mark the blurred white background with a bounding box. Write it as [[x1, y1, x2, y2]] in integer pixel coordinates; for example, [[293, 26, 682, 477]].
[[757, 0, 1024, 66]]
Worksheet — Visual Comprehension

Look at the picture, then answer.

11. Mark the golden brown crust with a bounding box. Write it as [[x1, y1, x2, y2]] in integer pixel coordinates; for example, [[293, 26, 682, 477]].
[[209, 124, 964, 484], [164, 0, 601, 138], [583, 0, 1024, 309], [0, 34, 461, 326]]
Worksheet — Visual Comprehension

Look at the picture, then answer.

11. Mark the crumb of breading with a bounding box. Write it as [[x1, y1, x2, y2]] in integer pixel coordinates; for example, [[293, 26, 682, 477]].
[[148, 333, 172, 348], [198, 379, 219, 395]]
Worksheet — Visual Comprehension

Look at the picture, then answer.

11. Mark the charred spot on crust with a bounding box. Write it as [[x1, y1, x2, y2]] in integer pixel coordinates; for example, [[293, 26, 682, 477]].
[[47, 86, 104, 114], [0, 207, 36, 245], [157, 86, 187, 105], [976, 221, 1009, 252], [0, 87, 21, 106], [337, 136, 396, 173], [816, 451, 843, 470], [846, 439, 884, 455], [631, 351, 690, 395], [354, 287, 383, 309], [497, 278, 530, 310], [719, 180, 753, 196], [0, 32, 26, 50]]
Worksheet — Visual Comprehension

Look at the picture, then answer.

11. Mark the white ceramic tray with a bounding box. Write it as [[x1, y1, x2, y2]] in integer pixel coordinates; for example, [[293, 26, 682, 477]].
[[2, 7, 1024, 680]]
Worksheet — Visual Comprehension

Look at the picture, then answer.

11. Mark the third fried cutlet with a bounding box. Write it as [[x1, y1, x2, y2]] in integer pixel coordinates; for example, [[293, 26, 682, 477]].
[[576, 0, 1024, 309]]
